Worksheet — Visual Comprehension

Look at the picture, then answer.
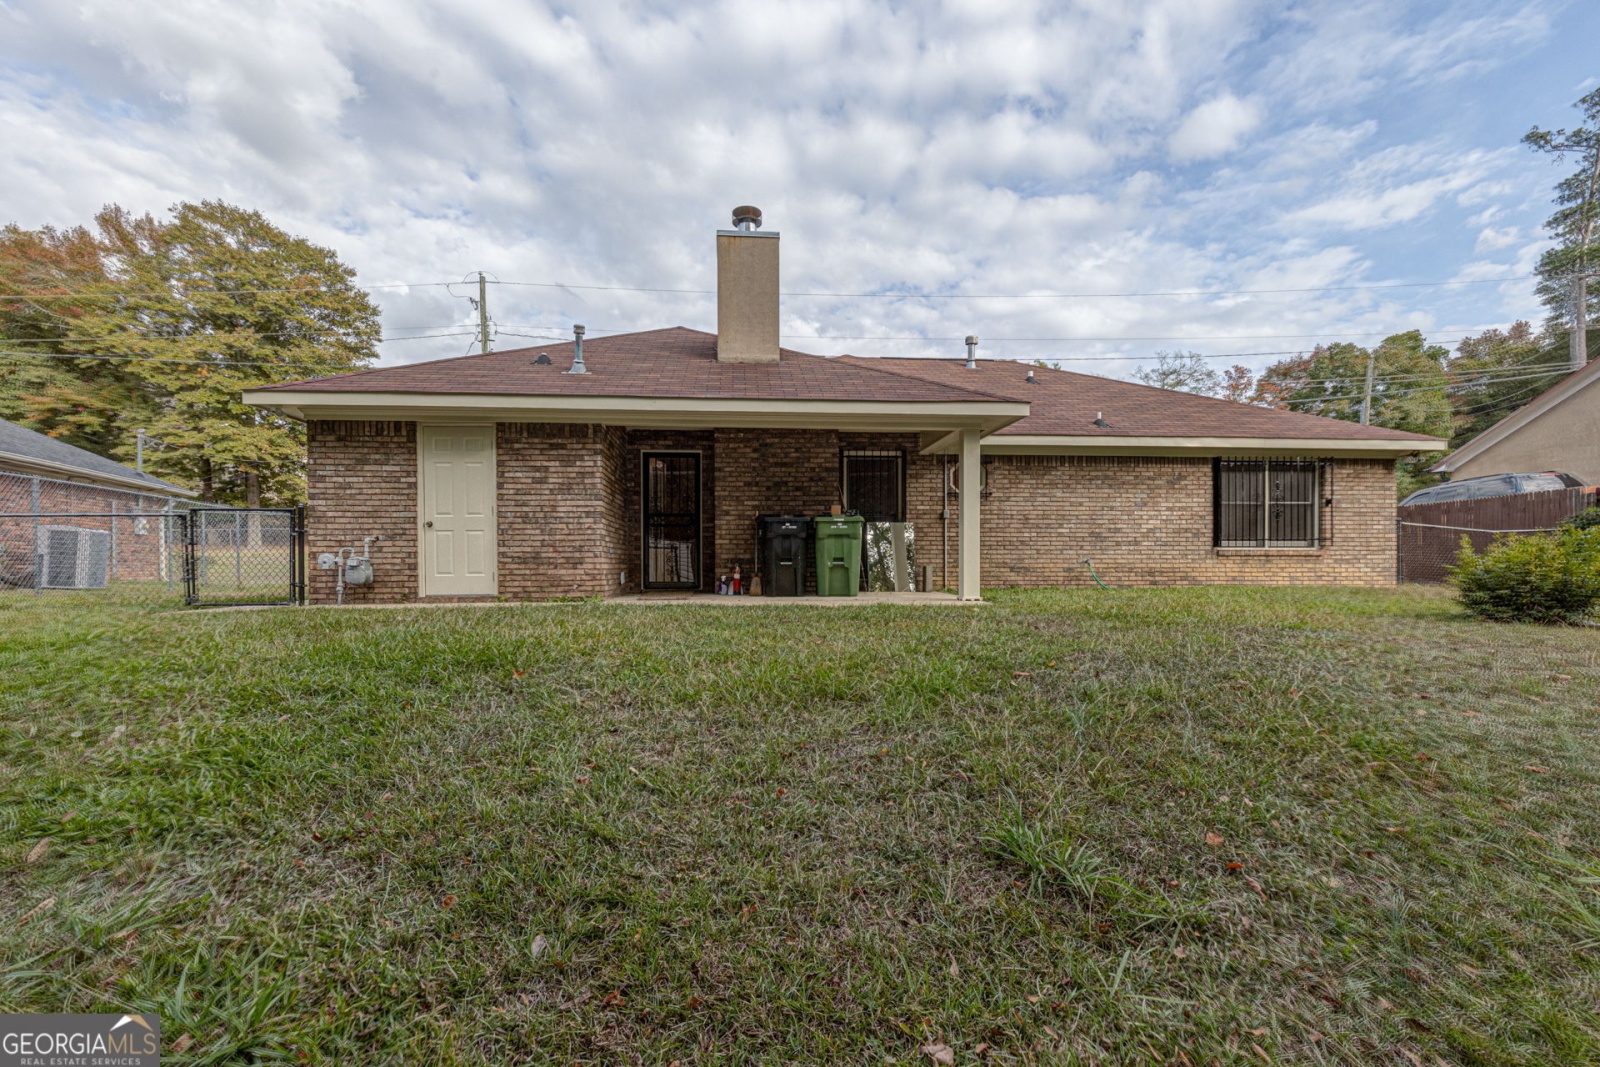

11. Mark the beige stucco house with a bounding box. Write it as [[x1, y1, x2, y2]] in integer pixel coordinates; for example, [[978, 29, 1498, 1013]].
[[1431, 357, 1600, 484]]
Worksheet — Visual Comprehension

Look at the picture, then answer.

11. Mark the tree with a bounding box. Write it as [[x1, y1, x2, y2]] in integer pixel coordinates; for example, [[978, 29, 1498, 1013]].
[[1445, 321, 1568, 447], [0, 224, 159, 458], [1134, 350, 1222, 395], [1525, 88, 1600, 358], [1254, 332, 1452, 499], [1220, 364, 1255, 404], [1254, 331, 1452, 439], [0, 202, 380, 503]]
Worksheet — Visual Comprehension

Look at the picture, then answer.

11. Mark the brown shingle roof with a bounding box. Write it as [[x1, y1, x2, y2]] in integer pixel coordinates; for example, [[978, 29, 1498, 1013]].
[[259, 325, 1439, 444], [260, 327, 1008, 405], [843, 357, 1441, 442]]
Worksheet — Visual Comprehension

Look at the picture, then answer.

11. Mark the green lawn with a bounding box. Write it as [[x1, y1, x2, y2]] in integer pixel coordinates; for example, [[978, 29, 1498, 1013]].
[[2, 587, 1598, 1065]]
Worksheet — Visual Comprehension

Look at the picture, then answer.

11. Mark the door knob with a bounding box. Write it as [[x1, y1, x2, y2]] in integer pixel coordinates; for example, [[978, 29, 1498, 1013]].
[[425, 521, 434, 528]]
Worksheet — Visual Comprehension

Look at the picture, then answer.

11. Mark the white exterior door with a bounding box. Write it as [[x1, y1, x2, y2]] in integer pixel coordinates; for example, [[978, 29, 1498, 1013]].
[[419, 425, 496, 596]]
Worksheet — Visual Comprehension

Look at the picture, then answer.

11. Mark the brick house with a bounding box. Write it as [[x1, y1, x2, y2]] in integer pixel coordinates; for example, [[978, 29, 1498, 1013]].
[[244, 208, 1444, 605], [1, 417, 193, 588]]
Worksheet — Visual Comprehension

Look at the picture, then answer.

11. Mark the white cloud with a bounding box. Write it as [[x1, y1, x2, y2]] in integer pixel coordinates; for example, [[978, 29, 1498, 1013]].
[[1169, 93, 1264, 161], [1475, 226, 1520, 252], [0, 0, 1570, 379]]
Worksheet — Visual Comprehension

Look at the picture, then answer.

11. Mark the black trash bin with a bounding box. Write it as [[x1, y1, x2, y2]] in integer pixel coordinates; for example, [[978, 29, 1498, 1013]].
[[757, 515, 811, 596]]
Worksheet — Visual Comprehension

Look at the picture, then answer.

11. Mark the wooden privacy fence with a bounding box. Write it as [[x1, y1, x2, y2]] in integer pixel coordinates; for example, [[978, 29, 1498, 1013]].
[[1397, 486, 1598, 583]]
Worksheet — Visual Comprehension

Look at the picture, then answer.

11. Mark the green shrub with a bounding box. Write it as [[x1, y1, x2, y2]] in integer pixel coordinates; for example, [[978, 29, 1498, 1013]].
[[1450, 525, 1600, 623], [1562, 505, 1600, 531]]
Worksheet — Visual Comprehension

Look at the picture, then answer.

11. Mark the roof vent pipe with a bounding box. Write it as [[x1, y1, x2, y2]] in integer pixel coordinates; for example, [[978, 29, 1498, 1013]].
[[964, 335, 979, 369], [1025, 367, 1036, 384], [568, 324, 588, 374], [731, 205, 762, 231]]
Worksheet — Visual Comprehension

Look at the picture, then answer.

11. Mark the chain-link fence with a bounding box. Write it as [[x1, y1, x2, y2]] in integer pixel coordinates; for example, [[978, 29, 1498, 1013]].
[[1396, 520, 1572, 584], [1, 471, 187, 598], [0, 470, 305, 606]]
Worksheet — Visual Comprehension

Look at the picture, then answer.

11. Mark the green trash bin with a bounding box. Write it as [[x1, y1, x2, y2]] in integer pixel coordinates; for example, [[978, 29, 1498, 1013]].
[[814, 515, 864, 597]]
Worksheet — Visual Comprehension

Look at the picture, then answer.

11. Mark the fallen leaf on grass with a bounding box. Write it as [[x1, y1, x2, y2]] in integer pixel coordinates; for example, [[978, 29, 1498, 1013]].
[[1244, 877, 1267, 902], [25, 838, 49, 864], [60, 811, 76, 824], [1525, 765, 1549, 774], [16, 896, 56, 926], [1173, 946, 1187, 959], [575, 776, 591, 785], [441, 895, 458, 910], [601, 990, 625, 1007], [1251, 1042, 1272, 1063], [171, 1034, 193, 1053], [1226, 861, 1245, 871], [1205, 832, 1225, 847], [511, 669, 526, 679], [686, 996, 704, 1010], [921, 1042, 955, 1065], [528, 934, 548, 961], [1011, 671, 1032, 678]]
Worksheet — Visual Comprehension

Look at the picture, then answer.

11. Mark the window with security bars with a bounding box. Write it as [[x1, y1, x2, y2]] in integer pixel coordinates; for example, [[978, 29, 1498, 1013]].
[[1213, 459, 1322, 548], [841, 450, 905, 521]]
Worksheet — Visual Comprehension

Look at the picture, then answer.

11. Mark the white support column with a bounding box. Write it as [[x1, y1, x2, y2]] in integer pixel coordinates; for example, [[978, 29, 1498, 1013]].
[[958, 427, 982, 601]]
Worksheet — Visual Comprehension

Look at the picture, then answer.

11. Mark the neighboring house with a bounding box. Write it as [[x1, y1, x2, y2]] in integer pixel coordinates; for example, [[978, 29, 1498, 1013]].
[[243, 209, 1444, 605], [0, 418, 192, 499], [0, 418, 193, 588], [1431, 356, 1600, 484]]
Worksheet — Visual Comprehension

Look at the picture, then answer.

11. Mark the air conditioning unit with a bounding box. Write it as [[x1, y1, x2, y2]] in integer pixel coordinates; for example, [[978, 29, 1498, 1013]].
[[40, 525, 111, 589]]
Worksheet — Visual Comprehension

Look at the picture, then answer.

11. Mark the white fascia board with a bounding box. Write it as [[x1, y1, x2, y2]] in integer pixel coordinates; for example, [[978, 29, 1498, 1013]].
[[961, 434, 1448, 457], [0, 450, 197, 497], [241, 390, 1029, 434]]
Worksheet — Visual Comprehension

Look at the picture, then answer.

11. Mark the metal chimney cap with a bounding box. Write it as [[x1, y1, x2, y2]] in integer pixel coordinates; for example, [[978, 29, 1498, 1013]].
[[573, 323, 586, 337], [964, 335, 979, 346], [731, 205, 763, 230]]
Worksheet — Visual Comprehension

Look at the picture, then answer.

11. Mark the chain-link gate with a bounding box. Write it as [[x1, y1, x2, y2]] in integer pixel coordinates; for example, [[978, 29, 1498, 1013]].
[[2, 470, 305, 607], [182, 506, 306, 606]]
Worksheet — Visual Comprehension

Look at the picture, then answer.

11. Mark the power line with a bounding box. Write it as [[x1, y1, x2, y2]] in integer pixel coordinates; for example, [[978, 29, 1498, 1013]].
[[776, 330, 1494, 342], [1, 273, 1531, 304], [1282, 369, 1570, 405], [0, 280, 463, 302], [492, 275, 1529, 300], [0, 350, 362, 371]]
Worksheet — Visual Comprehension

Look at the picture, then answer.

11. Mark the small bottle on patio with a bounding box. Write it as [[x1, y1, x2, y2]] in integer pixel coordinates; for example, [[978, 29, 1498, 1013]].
[[732, 564, 742, 595]]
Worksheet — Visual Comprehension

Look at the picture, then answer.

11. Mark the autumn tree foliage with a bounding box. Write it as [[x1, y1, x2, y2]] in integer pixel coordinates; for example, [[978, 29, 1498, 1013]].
[[0, 202, 379, 504]]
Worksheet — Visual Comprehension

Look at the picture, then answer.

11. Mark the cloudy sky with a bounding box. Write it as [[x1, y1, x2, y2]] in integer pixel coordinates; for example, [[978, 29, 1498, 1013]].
[[1, 0, 1594, 378]]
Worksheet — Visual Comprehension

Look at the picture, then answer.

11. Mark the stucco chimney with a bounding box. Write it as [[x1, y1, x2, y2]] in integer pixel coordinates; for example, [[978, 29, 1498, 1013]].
[[716, 205, 780, 363]]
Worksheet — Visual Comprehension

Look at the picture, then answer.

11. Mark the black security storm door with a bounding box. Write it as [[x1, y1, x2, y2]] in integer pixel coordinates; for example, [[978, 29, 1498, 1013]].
[[642, 452, 701, 589], [842, 450, 905, 521]]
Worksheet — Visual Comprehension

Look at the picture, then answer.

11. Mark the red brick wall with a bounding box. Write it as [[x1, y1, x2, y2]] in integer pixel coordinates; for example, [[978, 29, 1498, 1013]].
[[0, 473, 173, 587], [963, 455, 1396, 588], [303, 421, 1400, 602], [305, 420, 418, 603], [497, 423, 624, 599]]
